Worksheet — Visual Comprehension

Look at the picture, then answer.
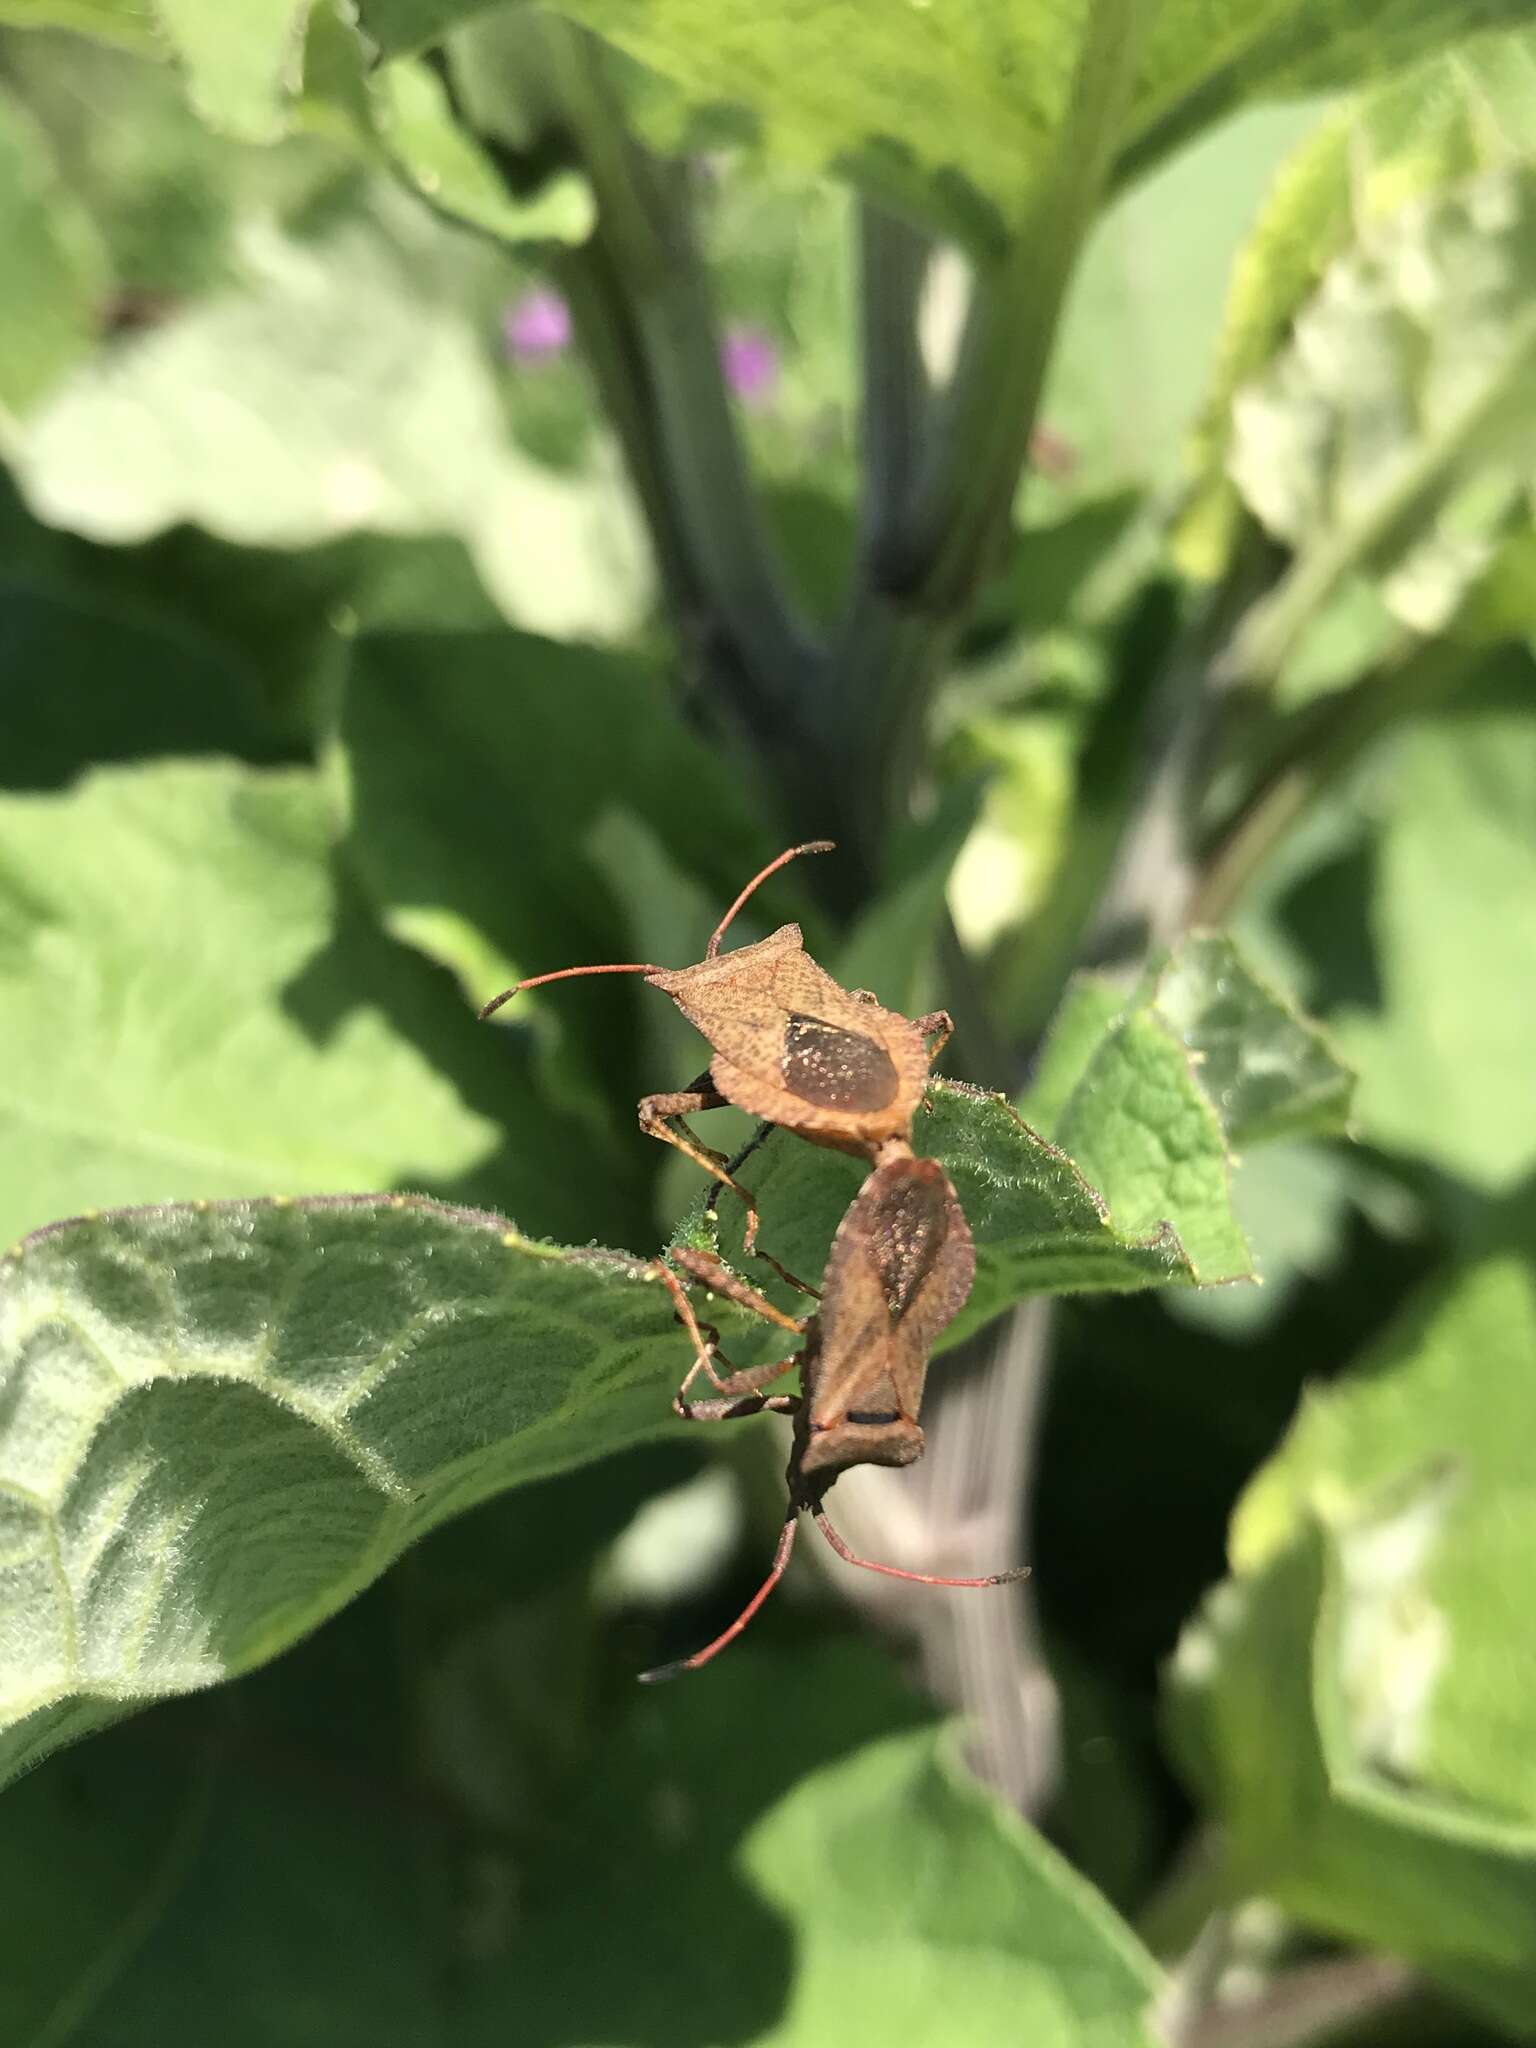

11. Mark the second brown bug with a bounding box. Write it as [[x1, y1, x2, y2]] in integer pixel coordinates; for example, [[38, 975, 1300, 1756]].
[[641, 1151, 1029, 1681]]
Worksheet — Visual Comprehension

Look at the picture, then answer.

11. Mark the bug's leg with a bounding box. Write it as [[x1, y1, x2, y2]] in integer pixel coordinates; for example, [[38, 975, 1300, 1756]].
[[911, 1010, 955, 1064], [811, 1506, 1031, 1588], [642, 1082, 818, 1296], [653, 1256, 738, 1397], [673, 1370, 802, 1421], [670, 1247, 809, 1333]]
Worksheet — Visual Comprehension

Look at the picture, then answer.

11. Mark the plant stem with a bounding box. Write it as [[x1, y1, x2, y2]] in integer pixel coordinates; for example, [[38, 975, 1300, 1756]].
[[900, 0, 1153, 614], [469, 17, 824, 742], [855, 200, 931, 571], [826, 0, 1155, 857]]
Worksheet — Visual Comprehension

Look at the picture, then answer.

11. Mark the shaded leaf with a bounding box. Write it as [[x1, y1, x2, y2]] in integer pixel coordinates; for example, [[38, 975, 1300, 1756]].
[[301, 0, 593, 243], [9, 1635, 1162, 2045], [1169, 1191, 1536, 2032]]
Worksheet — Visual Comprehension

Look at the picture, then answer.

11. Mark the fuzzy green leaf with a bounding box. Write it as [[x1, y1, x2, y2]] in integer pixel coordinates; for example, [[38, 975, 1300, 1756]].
[[1024, 931, 1354, 1285], [0, 1194, 712, 1790], [696, 1080, 1194, 1338], [1169, 1193, 1536, 2033]]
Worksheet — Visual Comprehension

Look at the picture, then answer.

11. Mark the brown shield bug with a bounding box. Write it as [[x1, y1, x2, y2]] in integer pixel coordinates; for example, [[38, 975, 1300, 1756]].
[[640, 1152, 1029, 1681], [477, 843, 954, 1270]]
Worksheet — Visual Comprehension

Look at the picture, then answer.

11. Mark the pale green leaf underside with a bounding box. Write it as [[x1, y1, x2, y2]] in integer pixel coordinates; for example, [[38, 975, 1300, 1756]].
[[1170, 1206, 1536, 2031], [1224, 166, 1536, 681], [1179, 27, 1536, 577]]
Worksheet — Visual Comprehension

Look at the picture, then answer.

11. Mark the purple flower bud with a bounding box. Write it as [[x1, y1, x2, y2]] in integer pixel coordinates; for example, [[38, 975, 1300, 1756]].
[[503, 288, 572, 363], [721, 324, 779, 407]]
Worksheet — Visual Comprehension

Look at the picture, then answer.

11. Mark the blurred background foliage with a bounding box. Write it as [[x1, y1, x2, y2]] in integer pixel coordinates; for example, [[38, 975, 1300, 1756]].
[[1, 4, 1535, 2045]]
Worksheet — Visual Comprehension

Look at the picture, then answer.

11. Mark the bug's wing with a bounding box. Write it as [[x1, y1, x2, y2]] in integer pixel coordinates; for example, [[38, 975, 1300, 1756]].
[[811, 1159, 975, 1427]]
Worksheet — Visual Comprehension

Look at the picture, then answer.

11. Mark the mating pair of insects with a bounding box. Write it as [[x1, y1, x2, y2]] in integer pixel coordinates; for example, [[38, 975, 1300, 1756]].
[[480, 842, 1027, 1680]]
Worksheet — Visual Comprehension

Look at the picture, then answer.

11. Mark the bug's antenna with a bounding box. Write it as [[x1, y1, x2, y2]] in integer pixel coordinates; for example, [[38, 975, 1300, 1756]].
[[637, 1508, 800, 1683], [707, 841, 835, 958], [812, 1507, 1031, 1588], [477, 961, 663, 1022]]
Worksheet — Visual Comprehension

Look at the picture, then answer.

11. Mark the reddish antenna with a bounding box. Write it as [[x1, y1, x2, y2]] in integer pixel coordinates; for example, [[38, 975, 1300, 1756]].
[[477, 960, 661, 1023], [476, 840, 833, 1022], [707, 840, 834, 957]]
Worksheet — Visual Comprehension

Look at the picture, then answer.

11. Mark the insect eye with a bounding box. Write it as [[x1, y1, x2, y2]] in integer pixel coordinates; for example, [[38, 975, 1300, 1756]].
[[781, 1013, 898, 1111]]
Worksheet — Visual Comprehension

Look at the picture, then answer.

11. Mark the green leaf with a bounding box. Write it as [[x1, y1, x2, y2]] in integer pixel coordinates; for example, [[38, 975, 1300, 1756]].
[[1056, 1008, 1252, 1286], [11, 207, 651, 641], [1332, 681, 1536, 1194], [0, 0, 155, 51], [1150, 931, 1355, 1149], [1169, 1194, 1536, 2032], [1220, 167, 1536, 688], [528, 0, 1536, 249], [300, 1, 594, 243], [0, 757, 628, 1250], [735, 1725, 1162, 2044], [696, 1080, 1195, 1336], [0, 84, 110, 419], [336, 626, 776, 1162], [1178, 27, 1536, 577], [151, 0, 310, 142], [1023, 932, 1355, 1285], [338, 626, 770, 1012], [0, 1193, 723, 1789]]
